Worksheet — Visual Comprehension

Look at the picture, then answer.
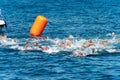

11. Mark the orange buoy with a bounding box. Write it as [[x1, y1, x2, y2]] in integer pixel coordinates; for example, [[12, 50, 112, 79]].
[[30, 16, 48, 36]]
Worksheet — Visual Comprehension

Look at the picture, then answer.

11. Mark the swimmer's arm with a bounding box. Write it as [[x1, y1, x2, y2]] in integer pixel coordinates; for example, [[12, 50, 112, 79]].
[[38, 46, 44, 50], [82, 43, 95, 48], [24, 44, 33, 48]]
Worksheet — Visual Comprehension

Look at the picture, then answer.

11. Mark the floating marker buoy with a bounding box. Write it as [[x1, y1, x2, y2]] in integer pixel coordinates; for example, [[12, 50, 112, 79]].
[[30, 16, 48, 36]]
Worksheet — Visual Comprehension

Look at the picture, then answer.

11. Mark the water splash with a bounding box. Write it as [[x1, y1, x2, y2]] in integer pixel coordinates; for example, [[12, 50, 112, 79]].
[[0, 33, 120, 56]]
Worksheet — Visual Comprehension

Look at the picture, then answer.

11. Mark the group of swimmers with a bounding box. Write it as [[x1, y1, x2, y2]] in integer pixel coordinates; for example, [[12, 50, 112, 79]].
[[52, 33, 120, 56], [0, 32, 120, 57]]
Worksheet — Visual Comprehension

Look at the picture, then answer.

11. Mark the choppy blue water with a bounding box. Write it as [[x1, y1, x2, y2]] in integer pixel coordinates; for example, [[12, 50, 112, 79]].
[[0, 0, 120, 80]]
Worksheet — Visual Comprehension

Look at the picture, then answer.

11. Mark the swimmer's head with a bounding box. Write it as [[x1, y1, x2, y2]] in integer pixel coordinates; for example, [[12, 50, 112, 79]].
[[88, 40, 92, 43], [112, 32, 115, 37], [34, 42, 39, 45], [12, 39, 17, 42]]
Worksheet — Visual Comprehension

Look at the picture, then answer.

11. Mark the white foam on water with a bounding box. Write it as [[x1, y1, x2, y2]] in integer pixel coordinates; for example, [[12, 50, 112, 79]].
[[0, 34, 120, 56], [106, 49, 120, 53], [106, 49, 117, 53], [43, 46, 60, 54]]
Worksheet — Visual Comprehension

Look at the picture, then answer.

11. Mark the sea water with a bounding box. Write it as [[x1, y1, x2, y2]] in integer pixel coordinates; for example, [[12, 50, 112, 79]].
[[0, 0, 120, 80]]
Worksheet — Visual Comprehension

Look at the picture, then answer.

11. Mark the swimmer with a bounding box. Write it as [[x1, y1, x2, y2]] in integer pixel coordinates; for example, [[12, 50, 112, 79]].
[[73, 51, 84, 57], [26, 38, 34, 41], [82, 39, 95, 48], [0, 35, 7, 42], [106, 32, 115, 37], [99, 40, 108, 48], [24, 44, 33, 49], [116, 38, 120, 42], [0, 35, 7, 40], [65, 40, 72, 47], [37, 46, 45, 50], [58, 41, 73, 49], [13, 39, 17, 43], [11, 38, 17, 43], [58, 36, 74, 49], [38, 46, 49, 50], [33, 41, 49, 50], [58, 43, 67, 49], [111, 32, 115, 37], [34, 41, 39, 46], [23, 43, 48, 51], [82, 43, 95, 48]]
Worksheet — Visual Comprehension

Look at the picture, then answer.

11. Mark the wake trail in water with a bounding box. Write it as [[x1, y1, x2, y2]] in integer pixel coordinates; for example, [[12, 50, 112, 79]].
[[0, 33, 120, 56]]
